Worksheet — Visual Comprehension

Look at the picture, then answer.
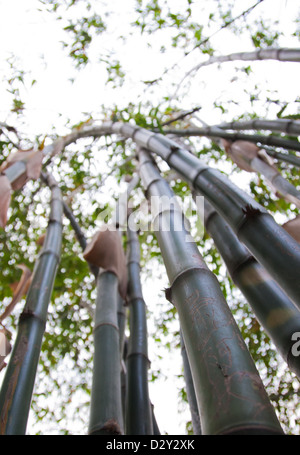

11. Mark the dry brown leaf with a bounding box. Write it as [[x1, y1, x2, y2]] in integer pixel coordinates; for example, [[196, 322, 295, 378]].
[[0, 150, 43, 191], [9, 282, 19, 294], [0, 149, 36, 172], [0, 329, 11, 372], [0, 264, 32, 324], [83, 225, 127, 299], [26, 150, 43, 180], [10, 173, 28, 191], [37, 233, 46, 246], [223, 140, 259, 172], [282, 215, 300, 243], [0, 174, 12, 228]]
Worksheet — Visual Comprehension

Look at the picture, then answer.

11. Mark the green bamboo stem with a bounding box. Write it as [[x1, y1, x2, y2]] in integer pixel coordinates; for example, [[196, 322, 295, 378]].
[[201, 197, 300, 378], [180, 331, 202, 435], [117, 295, 127, 426], [0, 172, 63, 435], [138, 147, 283, 435], [216, 118, 300, 136], [112, 173, 140, 231], [249, 156, 300, 209], [159, 126, 300, 153], [88, 271, 124, 435], [62, 201, 87, 251], [117, 294, 127, 358], [176, 48, 300, 94], [109, 122, 300, 308], [42, 172, 99, 279], [61, 201, 99, 279], [198, 47, 300, 65], [110, 173, 140, 426], [125, 226, 153, 435], [8, 120, 299, 303], [210, 119, 300, 168], [151, 404, 161, 435], [121, 337, 128, 426], [259, 146, 300, 168], [179, 120, 300, 198]]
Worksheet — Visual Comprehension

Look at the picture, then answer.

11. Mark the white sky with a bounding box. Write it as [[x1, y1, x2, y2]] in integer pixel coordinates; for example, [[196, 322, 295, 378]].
[[0, 0, 299, 135], [0, 0, 299, 436]]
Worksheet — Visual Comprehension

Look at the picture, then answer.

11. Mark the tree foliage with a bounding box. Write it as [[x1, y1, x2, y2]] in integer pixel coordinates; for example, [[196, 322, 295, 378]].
[[0, 0, 299, 435]]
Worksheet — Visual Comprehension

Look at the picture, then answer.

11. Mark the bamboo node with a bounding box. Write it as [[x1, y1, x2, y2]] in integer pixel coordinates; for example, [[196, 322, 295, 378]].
[[101, 419, 122, 435], [241, 204, 262, 218], [19, 309, 47, 326]]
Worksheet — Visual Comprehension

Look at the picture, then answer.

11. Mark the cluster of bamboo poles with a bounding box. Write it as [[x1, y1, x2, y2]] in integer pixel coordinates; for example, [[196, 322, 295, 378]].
[[0, 113, 299, 434], [0, 168, 157, 435]]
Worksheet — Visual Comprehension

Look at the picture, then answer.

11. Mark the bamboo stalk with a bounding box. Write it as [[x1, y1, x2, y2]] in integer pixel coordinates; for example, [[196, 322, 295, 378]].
[[151, 403, 161, 435], [0, 172, 63, 435], [259, 147, 300, 168], [61, 201, 99, 279], [112, 173, 140, 231], [125, 226, 153, 435], [85, 178, 128, 435], [169, 120, 300, 205], [138, 147, 283, 435], [159, 119, 300, 167], [218, 141, 300, 208], [200, 197, 300, 378], [62, 201, 87, 251], [216, 118, 300, 136], [42, 173, 99, 279], [121, 338, 128, 426], [249, 156, 300, 208], [175, 48, 300, 95], [109, 173, 140, 427], [180, 331, 202, 435], [159, 126, 300, 153], [117, 294, 127, 358], [88, 271, 124, 435], [113, 124, 300, 308]]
